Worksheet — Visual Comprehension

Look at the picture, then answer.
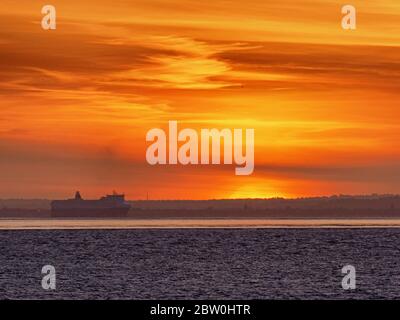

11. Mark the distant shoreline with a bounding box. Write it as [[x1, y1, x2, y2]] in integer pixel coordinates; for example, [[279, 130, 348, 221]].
[[4, 195, 400, 220]]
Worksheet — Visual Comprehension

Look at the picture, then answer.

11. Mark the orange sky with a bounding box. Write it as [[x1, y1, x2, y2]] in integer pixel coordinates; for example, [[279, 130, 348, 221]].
[[1, 0, 400, 199]]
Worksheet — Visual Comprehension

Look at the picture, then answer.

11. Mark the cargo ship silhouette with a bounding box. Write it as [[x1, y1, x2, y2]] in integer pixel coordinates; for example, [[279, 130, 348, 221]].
[[51, 191, 131, 217]]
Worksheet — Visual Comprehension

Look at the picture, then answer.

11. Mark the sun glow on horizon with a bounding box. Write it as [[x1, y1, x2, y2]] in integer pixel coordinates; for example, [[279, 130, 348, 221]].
[[228, 185, 288, 200]]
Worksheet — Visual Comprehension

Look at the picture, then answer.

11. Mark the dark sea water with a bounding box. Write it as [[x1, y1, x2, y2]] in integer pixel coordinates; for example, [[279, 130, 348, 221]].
[[1, 228, 400, 299]]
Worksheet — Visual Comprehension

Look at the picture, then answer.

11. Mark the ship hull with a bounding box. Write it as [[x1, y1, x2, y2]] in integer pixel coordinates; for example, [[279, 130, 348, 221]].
[[51, 207, 130, 218]]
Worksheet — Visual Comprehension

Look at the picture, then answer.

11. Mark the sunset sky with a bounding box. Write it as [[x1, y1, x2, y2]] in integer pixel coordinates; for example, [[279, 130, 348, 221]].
[[1, 0, 400, 199]]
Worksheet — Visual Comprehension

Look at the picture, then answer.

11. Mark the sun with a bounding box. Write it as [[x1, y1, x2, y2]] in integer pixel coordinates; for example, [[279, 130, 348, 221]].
[[228, 185, 285, 199]]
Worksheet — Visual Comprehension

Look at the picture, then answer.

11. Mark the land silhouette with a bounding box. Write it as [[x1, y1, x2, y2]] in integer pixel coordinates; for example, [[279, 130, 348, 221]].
[[2, 194, 400, 219]]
